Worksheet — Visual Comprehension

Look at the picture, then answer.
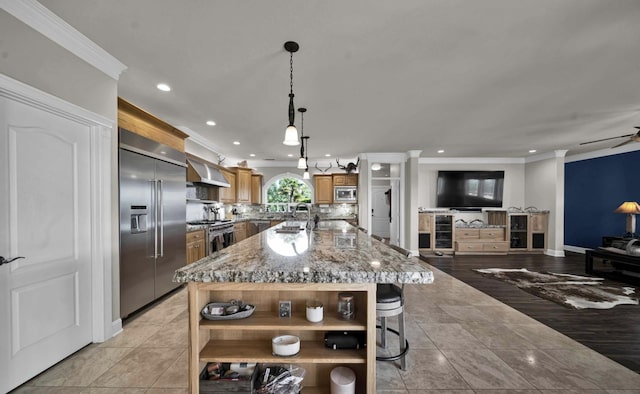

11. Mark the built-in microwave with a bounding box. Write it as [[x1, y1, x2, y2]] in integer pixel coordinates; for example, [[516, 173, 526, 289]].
[[334, 186, 357, 203]]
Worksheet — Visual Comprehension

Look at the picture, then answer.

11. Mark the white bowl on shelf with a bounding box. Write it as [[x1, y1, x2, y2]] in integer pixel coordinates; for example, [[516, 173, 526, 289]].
[[272, 335, 300, 356]]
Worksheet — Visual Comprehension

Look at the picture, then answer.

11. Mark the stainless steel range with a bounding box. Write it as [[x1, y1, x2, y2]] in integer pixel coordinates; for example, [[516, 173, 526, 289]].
[[187, 220, 235, 255]]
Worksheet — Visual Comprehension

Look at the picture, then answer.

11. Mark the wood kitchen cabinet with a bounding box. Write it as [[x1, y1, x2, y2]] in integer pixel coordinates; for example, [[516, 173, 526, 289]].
[[234, 222, 247, 243], [251, 174, 262, 204], [218, 168, 236, 204], [186, 229, 206, 264], [314, 174, 333, 204], [233, 167, 252, 204], [332, 173, 358, 186]]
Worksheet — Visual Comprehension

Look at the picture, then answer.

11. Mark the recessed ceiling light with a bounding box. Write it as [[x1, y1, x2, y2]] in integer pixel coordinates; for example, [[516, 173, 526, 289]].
[[287, 154, 293, 157], [437, 149, 445, 154], [249, 153, 256, 157], [156, 83, 171, 92], [325, 154, 331, 157], [206, 120, 216, 126], [233, 141, 240, 145], [529, 149, 537, 153]]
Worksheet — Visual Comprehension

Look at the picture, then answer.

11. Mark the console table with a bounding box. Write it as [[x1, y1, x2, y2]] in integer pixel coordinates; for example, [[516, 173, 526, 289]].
[[585, 248, 640, 276]]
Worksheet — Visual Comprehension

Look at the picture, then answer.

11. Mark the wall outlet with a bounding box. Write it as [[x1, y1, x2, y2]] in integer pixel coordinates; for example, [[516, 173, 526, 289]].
[[278, 300, 291, 318]]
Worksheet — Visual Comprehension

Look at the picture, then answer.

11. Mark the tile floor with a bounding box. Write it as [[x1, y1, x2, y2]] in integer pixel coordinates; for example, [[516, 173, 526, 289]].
[[11, 262, 640, 393]]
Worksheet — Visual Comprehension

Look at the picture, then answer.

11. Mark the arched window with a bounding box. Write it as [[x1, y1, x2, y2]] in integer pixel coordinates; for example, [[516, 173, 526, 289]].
[[263, 173, 313, 211]]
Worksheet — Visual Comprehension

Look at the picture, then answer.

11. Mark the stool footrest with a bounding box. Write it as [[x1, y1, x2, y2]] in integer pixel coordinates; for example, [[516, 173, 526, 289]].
[[375, 325, 410, 362]]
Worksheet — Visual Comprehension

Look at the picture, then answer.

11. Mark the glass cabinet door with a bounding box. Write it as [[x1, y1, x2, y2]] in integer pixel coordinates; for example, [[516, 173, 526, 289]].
[[509, 214, 528, 249], [435, 214, 453, 249]]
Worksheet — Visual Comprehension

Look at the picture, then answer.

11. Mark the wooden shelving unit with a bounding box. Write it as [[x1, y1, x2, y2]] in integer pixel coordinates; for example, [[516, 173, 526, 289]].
[[188, 282, 376, 393]]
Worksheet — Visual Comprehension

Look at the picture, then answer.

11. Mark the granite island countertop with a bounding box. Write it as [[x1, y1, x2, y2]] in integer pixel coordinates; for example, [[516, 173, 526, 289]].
[[174, 220, 433, 285]]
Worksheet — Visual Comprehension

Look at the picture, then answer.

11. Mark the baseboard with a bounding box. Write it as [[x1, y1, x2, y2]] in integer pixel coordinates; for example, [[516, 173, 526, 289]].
[[563, 245, 588, 254], [545, 248, 566, 257], [111, 319, 123, 338]]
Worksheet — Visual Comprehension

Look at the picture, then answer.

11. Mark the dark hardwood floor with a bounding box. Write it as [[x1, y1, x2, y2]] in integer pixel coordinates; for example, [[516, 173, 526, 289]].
[[420, 251, 640, 373]]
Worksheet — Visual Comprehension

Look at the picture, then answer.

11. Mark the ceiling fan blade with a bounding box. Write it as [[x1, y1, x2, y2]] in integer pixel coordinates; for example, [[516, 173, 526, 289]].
[[611, 139, 634, 148], [580, 134, 633, 145]]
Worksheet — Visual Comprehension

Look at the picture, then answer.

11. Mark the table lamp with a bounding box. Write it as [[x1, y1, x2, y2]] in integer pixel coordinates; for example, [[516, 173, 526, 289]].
[[614, 201, 640, 237]]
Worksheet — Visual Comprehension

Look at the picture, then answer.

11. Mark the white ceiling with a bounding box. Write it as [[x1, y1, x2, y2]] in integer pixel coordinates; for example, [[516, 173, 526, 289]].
[[39, 0, 640, 165]]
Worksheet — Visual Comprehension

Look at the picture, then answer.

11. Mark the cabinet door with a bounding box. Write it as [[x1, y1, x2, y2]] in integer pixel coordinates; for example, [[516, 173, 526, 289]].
[[251, 174, 263, 204], [530, 213, 548, 232], [508, 214, 528, 249], [234, 223, 247, 242], [219, 169, 236, 203], [236, 168, 252, 204], [418, 213, 432, 232], [332, 174, 346, 186], [345, 174, 358, 186], [314, 175, 333, 204], [434, 214, 454, 249]]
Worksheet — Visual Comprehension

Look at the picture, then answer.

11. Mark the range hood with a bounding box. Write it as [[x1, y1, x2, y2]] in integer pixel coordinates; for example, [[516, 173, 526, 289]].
[[186, 158, 231, 188]]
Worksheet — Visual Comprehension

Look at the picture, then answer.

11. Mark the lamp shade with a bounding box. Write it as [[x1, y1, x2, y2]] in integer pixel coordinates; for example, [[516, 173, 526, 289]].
[[614, 202, 640, 214], [303, 169, 310, 179], [283, 125, 299, 146], [297, 157, 307, 169]]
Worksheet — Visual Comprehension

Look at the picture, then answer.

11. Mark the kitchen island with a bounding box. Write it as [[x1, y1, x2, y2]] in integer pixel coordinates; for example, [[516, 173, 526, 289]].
[[174, 220, 433, 393]]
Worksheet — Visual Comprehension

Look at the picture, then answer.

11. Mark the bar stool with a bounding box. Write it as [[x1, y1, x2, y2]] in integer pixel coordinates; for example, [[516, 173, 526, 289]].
[[376, 243, 411, 370], [376, 283, 408, 370]]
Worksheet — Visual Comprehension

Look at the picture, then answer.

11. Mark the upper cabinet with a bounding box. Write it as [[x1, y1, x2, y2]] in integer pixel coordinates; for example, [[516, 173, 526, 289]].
[[117, 98, 189, 151], [332, 173, 358, 186], [218, 168, 237, 204], [251, 174, 263, 204], [314, 175, 333, 204], [233, 167, 252, 204]]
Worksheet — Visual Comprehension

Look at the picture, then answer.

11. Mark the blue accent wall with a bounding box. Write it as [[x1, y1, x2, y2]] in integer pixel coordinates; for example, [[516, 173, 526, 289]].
[[565, 150, 640, 248]]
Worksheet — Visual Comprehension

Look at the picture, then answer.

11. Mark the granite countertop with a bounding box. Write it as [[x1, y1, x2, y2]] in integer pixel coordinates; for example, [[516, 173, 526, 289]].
[[174, 220, 433, 285]]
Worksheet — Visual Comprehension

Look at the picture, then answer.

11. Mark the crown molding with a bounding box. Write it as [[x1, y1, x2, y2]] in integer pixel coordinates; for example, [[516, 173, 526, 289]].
[[1, 0, 127, 80], [419, 157, 525, 164]]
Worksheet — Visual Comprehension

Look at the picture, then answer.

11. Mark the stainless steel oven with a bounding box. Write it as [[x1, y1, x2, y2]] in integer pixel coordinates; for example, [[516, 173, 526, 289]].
[[334, 186, 357, 203], [208, 221, 235, 255]]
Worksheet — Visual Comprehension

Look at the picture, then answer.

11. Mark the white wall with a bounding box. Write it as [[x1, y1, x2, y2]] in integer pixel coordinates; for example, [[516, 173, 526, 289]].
[[1, 10, 120, 320], [525, 153, 566, 256], [418, 161, 526, 210]]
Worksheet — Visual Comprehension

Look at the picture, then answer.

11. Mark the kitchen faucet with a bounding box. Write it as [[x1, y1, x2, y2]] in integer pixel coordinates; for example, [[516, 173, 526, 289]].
[[294, 202, 312, 229]]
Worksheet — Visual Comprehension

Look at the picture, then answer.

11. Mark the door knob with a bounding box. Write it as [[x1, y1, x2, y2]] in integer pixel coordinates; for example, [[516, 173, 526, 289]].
[[0, 256, 25, 266]]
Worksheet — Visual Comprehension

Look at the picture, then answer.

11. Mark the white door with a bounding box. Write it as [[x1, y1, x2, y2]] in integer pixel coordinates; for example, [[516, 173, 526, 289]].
[[371, 186, 391, 239], [0, 96, 93, 392]]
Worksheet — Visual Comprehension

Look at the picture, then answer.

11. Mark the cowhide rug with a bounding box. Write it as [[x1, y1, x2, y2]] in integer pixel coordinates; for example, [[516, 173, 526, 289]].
[[474, 268, 639, 309]]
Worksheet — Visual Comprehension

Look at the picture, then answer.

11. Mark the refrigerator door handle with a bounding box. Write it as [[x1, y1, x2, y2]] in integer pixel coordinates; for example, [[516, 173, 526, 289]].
[[153, 179, 158, 259], [158, 179, 164, 257]]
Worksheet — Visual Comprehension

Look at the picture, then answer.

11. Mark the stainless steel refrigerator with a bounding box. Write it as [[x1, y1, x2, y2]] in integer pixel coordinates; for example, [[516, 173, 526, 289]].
[[119, 129, 186, 318]]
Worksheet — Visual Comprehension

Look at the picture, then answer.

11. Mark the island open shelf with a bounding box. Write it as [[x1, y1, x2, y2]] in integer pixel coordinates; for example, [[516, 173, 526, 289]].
[[188, 281, 376, 393]]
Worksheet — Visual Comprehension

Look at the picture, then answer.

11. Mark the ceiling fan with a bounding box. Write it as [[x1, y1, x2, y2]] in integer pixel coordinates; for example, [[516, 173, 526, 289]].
[[580, 127, 640, 148]]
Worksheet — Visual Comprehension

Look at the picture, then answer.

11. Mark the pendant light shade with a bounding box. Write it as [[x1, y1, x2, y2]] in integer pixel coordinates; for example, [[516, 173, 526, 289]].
[[303, 169, 310, 179], [283, 125, 299, 146], [297, 156, 307, 169], [283, 41, 300, 146]]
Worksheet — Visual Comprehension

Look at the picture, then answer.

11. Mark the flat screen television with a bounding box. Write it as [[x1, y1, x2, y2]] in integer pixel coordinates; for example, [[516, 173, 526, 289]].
[[436, 171, 504, 209]]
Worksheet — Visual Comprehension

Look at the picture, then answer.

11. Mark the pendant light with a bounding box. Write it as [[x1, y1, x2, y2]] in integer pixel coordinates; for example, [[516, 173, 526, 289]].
[[283, 41, 300, 146], [297, 108, 308, 169]]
